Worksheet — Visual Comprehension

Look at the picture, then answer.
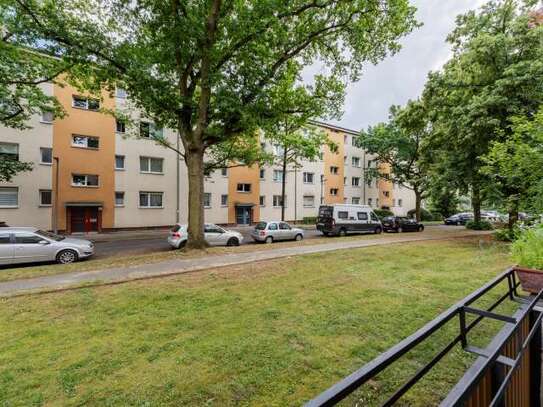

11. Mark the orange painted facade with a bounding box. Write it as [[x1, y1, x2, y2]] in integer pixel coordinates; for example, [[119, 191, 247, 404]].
[[378, 163, 394, 208], [322, 128, 345, 204], [227, 165, 260, 224]]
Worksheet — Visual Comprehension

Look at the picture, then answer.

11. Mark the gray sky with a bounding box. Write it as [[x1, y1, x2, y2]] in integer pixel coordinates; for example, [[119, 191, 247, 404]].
[[329, 0, 488, 131]]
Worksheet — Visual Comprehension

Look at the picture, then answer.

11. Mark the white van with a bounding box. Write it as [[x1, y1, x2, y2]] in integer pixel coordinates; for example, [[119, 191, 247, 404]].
[[316, 204, 382, 236]]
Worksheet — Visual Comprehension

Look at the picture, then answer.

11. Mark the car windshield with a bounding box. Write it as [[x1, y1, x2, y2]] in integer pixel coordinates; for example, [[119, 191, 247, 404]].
[[255, 222, 267, 230], [35, 230, 65, 241]]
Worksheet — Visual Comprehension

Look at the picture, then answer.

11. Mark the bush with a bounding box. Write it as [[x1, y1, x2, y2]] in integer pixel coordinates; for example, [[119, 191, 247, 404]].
[[494, 228, 518, 242], [512, 224, 543, 270], [302, 217, 317, 225], [407, 208, 434, 221], [374, 209, 394, 219], [465, 220, 494, 230]]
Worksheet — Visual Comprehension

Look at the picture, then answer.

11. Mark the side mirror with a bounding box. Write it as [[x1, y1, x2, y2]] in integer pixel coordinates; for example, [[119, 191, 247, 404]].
[[38, 240, 50, 245]]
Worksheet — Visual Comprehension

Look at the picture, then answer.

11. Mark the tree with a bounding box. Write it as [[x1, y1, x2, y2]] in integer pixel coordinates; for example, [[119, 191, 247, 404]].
[[9, 0, 417, 248], [423, 0, 543, 224], [358, 100, 431, 221]]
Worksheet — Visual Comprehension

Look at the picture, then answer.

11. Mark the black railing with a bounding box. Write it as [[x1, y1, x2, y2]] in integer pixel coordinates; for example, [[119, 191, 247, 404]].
[[305, 268, 543, 407]]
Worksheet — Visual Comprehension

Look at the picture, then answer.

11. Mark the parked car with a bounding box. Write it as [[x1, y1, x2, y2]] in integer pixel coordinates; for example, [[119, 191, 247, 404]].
[[0, 227, 94, 266], [251, 221, 304, 243], [168, 223, 243, 249], [382, 216, 424, 233], [444, 213, 474, 226], [316, 204, 382, 236]]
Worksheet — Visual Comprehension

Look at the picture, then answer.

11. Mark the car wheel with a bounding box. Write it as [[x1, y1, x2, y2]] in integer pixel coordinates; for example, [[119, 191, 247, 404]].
[[418, 225, 424, 232], [295, 234, 303, 241], [56, 249, 78, 264], [397, 226, 403, 233], [374, 226, 382, 234], [178, 240, 187, 249], [265, 236, 273, 244], [338, 228, 347, 237], [323, 232, 329, 236], [226, 237, 239, 247]]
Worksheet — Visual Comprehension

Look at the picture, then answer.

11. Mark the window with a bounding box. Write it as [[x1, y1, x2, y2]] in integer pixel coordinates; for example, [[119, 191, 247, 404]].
[[273, 195, 284, 207], [139, 192, 163, 208], [115, 192, 125, 206], [368, 198, 373, 206], [383, 191, 390, 197], [279, 222, 290, 230], [259, 195, 265, 206], [357, 212, 368, 220], [0, 143, 19, 161], [303, 172, 314, 184], [330, 166, 339, 174], [116, 87, 127, 98], [39, 190, 52, 206], [40, 147, 52, 164], [273, 170, 284, 182], [115, 155, 125, 170], [72, 174, 99, 187], [237, 183, 251, 193], [344, 155, 348, 164], [14, 233, 43, 244], [221, 194, 228, 206], [344, 135, 349, 144], [72, 95, 99, 111], [352, 157, 361, 167], [303, 195, 315, 208], [259, 168, 265, 179], [398, 199, 403, 207], [72, 135, 99, 149], [41, 111, 54, 123], [268, 222, 278, 230], [139, 122, 163, 139], [203, 193, 211, 208], [338, 211, 348, 219], [221, 168, 228, 177], [376, 198, 380, 207], [392, 199, 396, 207], [140, 156, 164, 174], [371, 213, 379, 222], [352, 177, 360, 187], [273, 144, 285, 157], [0, 232, 10, 244], [116, 119, 126, 133], [344, 177, 347, 185], [330, 188, 338, 196], [0, 187, 18, 207], [352, 197, 360, 205]]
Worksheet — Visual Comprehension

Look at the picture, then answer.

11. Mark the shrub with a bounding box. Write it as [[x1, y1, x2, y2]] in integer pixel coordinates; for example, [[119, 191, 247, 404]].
[[407, 208, 434, 221], [494, 228, 518, 242], [465, 220, 494, 230], [302, 217, 317, 225], [512, 224, 543, 270], [374, 209, 394, 219]]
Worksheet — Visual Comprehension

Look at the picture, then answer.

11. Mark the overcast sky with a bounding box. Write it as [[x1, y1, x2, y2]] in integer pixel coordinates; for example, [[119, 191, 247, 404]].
[[328, 0, 489, 131]]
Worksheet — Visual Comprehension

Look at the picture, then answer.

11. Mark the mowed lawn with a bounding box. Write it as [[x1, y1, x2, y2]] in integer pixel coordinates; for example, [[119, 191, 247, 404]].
[[0, 238, 513, 406]]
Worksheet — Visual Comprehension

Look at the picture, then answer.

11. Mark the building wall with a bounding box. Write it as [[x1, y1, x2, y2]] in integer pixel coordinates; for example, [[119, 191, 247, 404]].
[[322, 128, 345, 204], [227, 165, 260, 223]]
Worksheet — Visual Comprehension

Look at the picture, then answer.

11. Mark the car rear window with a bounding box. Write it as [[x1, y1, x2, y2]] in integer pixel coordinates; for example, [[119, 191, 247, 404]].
[[255, 222, 267, 230], [318, 206, 333, 217], [171, 224, 181, 232]]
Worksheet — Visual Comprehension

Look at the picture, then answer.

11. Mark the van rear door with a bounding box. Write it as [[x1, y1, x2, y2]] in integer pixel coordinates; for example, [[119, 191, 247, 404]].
[[317, 206, 334, 231]]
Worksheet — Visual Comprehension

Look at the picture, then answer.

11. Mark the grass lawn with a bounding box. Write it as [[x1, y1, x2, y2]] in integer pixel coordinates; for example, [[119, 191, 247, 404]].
[[0, 238, 514, 406]]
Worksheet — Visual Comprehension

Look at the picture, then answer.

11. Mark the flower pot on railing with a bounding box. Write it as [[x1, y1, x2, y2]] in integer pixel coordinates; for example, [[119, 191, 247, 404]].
[[514, 266, 543, 294]]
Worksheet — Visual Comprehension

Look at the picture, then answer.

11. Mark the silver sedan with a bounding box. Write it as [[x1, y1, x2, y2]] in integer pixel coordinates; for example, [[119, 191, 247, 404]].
[[251, 221, 304, 243], [167, 223, 244, 249], [0, 227, 95, 266]]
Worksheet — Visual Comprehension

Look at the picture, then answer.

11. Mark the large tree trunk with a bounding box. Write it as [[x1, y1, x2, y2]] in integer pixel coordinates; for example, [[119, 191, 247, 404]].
[[414, 188, 422, 222], [281, 148, 287, 221], [471, 185, 481, 224], [185, 148, 207, 249], [508, 195, 519, 231]]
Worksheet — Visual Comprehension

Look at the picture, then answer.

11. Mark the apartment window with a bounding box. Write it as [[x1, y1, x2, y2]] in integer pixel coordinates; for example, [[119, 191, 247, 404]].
[[115, 192, 125, 207], [139, 192, 163, 208], [40, 147, 52, 164], [392, 199, 396, 207], [237, 183, 251, 193], [330, 166, 338, 175], [259, 195, 265, 206], [221, 194, 228, 206], [140, 122, 163, 139], [343, 135, 348, 144], [344, 155, 348, 164], [383, 191, 390, 197], [0, 143, 19, 161], [115, 155, 125, 170], [0, 187, 18, 208], [330, 188, 338, 196], [72, 174, 99, 187], [303, 172, 314, 184], [352, 177, 360, 187], [41, 111, 54, 123], [344, 177, 347, 185], [116, 119, 126, 133], [72, 95, 99, 111], [39, 190, 52, 206], [352, 157, 361, 167], [376, 198, 380, 207], [72, 135, 99, 149], [116, 87, 127, 98], [273, 144, 285, 157], [259, 168, 265, 179], [273, 195, 285, 207], [273, 170, 284, 182], [368, 198, 373, 206], [303, 195, 315, 208], [221, 168, 228, 177], [140, 156, 164, 174], [203, 193, 211, 208], [352, 197, 360, 205], [344, 197, 348, 203], [398, 199, 403, 207]]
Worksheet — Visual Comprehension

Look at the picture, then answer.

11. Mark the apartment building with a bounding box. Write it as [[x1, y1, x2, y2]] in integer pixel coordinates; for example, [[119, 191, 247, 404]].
[[0, 83, 415, 232]]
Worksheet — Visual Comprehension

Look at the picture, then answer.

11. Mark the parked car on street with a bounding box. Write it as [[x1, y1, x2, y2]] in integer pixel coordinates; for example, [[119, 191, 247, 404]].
[[316, 204, 382, 236], [168, 223, 243, 249], [0, 227, 94, 266], [251, 221, 304, 243], [382, 216, 424, 233], [444, 213, 474, 225]]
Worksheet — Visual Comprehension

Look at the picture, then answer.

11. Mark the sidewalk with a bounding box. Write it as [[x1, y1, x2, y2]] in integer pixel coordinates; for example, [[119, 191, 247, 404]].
[[0, 230, 490, 297]]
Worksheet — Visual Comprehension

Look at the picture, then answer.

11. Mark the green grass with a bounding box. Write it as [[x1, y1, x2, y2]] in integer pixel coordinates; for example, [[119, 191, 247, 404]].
[[0, 238, 514, 406]]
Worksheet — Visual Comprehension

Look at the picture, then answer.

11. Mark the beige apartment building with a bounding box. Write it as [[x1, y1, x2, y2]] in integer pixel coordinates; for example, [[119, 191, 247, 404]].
[[0, 83, 415, 232]]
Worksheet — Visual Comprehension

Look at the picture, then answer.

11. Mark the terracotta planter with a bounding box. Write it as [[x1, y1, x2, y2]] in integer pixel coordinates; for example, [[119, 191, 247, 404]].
[[514, 266, 543, 294]]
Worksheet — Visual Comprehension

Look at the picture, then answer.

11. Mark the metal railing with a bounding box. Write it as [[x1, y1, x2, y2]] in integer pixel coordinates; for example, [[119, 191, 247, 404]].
[[305, 268, 543, 407]]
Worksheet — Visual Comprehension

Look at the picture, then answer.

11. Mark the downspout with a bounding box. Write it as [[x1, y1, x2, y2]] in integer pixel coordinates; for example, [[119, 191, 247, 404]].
[[176, 132, 180, 223]]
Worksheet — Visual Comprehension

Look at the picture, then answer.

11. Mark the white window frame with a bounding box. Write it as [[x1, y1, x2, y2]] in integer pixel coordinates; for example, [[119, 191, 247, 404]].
[[303, 195, 315, 208], [116, 119, 126, 134], [71, 174, 99, 187], [352, 197, 360, 205], [330, 166, 338, 175], [71, 135, 99, 149], [39, 147, 53, 165], [203, 192, 212, 208], [139, 191, 164, 208], [41, 111, 54, 124], [39, 189, 52, 207], [72, 95, 100, 111], [236, 183, 251, 193], [115, 191, 125, 207], [330, 188, 338, 196], [273, 195, 285, 207], [221, 194, 228, 207], [398, 199, 403, 207], [303, 172, 314, 184], [221, 168, 228, 177], [0, 187, 18, 208], [259, 168, 265, 180], [139, 156, 164, 174], [115, 155, 125, 170], [0, 142, 19, 161], [352, 157, 361, 168], [259, 195, 266, 207], [273, 170, 284, 183], [352, 177, 360, 187]]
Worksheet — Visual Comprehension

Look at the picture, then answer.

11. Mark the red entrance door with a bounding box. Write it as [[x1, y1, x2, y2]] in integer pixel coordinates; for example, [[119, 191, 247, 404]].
[[70, 207, 100, 233]]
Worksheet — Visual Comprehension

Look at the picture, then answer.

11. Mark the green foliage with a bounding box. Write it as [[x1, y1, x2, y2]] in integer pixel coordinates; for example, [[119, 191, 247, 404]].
[[302, 217, 317, 225], [407, 208, 434, 221], [374, 209, 394, 219], [0, 157, 33, 182], [512, 224, 543, 269], [494, 227, 521, 242], [466, 220, 494, 231]]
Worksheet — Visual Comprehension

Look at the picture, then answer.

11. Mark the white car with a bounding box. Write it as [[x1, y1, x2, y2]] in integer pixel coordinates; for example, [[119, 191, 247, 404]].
[[250, 221, 304, 243], [0, 227, 95, 266], [168, 223, 244, 249]]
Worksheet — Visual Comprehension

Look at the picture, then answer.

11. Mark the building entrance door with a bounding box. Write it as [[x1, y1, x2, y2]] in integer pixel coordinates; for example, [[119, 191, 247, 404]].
[[235, 206, 252, 225], [70, 207, 100, 233]]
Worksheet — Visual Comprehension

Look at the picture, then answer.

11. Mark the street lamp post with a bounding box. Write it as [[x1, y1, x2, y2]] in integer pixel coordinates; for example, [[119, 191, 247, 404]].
[[53, 156, 59, 234]]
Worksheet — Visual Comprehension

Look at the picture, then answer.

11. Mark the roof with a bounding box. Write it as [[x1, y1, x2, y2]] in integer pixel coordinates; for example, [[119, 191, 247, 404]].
[[1, 227, 38, 232], [308, 120, 360, 136]]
